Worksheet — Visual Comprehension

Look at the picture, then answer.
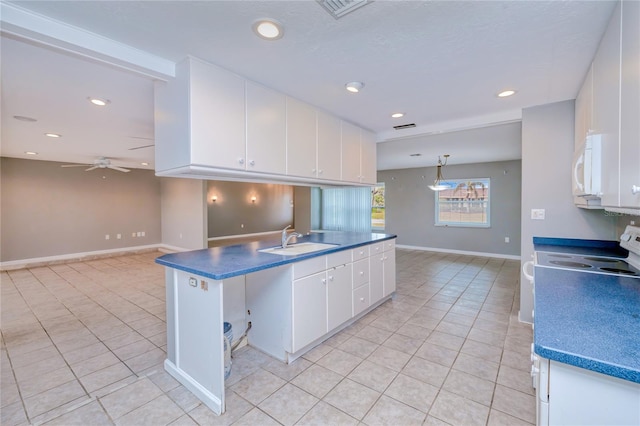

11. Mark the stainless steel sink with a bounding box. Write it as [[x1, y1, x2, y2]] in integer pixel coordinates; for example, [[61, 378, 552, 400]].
[[258, 242, 338, 256]]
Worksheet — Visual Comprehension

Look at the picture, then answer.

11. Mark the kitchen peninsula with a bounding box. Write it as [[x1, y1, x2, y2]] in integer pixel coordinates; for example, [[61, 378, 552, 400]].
[[156, 231, 397, 415]]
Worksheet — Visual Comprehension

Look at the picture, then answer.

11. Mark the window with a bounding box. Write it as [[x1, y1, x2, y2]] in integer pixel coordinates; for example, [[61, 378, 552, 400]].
[[371, 183, 385, 230], [435, 178, 490, 227]]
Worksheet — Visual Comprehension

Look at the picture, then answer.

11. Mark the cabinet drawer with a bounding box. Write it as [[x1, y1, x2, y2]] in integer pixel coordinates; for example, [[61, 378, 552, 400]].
[[353, 284, 370, 316], [293, 256, 326, 280], [370, 242, 384, 256], [328, 250, 351, 268], [384, 239, 395, 251], [353, 245, 370, 261], [352, 258, 369, 288]]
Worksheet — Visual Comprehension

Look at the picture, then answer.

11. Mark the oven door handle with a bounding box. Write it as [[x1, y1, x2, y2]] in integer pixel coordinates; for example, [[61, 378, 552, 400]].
[[523, 260, 534, 281]]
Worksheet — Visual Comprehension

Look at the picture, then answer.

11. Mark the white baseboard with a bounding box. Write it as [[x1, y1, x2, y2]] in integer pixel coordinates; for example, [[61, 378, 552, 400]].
[[0, 243, 190, 271], [396, 244, 521, 261]]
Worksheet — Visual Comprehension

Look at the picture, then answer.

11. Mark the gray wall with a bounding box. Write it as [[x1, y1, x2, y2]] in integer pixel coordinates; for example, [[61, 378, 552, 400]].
[[1, 157, 161, 262], [206, 181, 294, 237], [161, 177, 207, 250], [378, 159, 522, 257], [519, 100, 618, 322]]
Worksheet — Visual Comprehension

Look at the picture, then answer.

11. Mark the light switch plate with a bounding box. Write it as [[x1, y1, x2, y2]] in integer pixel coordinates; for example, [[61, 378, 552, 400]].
[[531, 209, 545, 220]]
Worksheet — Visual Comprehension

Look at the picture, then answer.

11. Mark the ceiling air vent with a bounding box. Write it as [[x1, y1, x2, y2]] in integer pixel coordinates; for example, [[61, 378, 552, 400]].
[[317, 0, 373, 19], [393, 123, 416, 130]]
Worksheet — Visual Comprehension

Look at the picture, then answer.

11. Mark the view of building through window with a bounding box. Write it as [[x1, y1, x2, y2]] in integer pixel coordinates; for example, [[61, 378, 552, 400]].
[[435, 178, 490, 227], [372, 183, 385, 230]]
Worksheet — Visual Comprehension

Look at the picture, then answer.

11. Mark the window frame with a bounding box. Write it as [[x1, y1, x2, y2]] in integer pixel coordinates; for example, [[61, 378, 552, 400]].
[[371, 183, 385, 231], [434, 178, 490, 228]]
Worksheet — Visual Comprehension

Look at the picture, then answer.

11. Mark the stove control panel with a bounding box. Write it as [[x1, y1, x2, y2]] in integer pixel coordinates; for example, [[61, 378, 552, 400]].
[[620, 225, 640, 256]]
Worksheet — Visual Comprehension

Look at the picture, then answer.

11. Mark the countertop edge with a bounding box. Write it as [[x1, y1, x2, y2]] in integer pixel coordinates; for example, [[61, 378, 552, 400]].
[[156, 233, 397, 280], [534, 344, 640, 384]]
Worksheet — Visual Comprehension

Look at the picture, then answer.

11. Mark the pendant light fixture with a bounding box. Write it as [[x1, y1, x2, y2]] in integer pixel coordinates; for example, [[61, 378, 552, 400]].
[[428, 154, 450, 191]]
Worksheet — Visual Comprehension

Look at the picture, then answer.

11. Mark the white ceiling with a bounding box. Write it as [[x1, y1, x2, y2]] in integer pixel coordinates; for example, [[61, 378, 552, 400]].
[[0, 1, 617, 171]]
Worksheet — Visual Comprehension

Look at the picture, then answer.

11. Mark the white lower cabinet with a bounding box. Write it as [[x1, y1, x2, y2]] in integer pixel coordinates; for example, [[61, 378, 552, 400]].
[[370, 240, 396, 300], [535, 357, 640, 426], [292, 271, 327, 352], [327, 262, 353, 332], [246, 240, 395, 362]]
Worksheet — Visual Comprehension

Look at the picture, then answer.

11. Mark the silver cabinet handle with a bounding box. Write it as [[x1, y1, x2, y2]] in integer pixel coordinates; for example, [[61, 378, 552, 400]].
[[360, 297, 365, 302], [238, 158, 245, 165], [318, 169, 323, 174], [328, 276, 334, 281], [321, 278, 326, 284], [249, 160, 255, 166], [632, 185, 640, 195], [359, 271, 364, 276]]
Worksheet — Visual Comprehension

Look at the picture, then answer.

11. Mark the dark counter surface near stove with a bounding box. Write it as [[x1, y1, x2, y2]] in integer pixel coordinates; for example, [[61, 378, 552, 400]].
[[533, 236, 628, 258]]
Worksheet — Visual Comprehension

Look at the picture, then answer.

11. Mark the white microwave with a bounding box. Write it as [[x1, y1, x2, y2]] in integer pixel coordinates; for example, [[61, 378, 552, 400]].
[[572, 133, 602, 207]]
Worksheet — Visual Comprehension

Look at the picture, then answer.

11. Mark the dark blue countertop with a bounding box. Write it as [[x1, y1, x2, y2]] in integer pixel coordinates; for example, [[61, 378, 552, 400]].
[[156, 231, 396, 280], [533, 237, 640, 384], [533, 236, 628, 257]]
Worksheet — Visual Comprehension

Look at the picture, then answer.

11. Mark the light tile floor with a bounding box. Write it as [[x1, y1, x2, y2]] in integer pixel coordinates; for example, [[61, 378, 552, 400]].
[[1, 249, 535, 425]]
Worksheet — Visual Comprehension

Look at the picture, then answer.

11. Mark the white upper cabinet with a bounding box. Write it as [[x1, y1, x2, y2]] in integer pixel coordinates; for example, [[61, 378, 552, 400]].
[[286, 97, 317, 178], [574, 64, 593, 149], [592, 1, 621, 207], [317, 111, 342, 181], [155, 57, 246, 172], [246, 81, 287, 175], [619, 0, 640, 208], [341, 121, 361, 183], [155, 56, 375, 186]]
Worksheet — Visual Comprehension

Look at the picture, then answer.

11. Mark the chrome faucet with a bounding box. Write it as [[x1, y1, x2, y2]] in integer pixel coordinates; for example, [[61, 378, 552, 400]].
[[281, 225, 302, 249]]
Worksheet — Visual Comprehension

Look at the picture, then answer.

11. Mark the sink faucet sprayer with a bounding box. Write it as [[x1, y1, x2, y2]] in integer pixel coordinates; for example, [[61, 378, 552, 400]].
[[281, 225, 302, 249]]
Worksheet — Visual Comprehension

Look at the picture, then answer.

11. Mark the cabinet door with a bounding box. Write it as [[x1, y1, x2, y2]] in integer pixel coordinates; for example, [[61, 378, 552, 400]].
[[317, 111, 342, 181], [360, 130, 377, 185], [352, 258, 370, 288], [383, 249, 396, 297], [574, 65, 593, 150], [593, 3, 621, 207], [286, 97, 317, 178], [341, 121, 361, 183], [246, 81, 287, 174], [369, 254, 384, 304], [619, 0, 640, 208], [327, 264, 353, 331], [292, 272, 327, 352], [189, 59, 246, 171]]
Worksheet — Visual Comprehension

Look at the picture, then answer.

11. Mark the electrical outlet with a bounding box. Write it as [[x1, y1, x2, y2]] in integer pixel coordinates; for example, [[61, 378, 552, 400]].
[[531, 209, 546, 220], [141, 231, 145, 237], [117, 234, 121, 239], [137, 232, 142, 237], [241, 224, 244, 228], [200, 280, 208, 291], [505, 237, 510, 243], [132, 232, 136, 237], [105, 234, 110, 240]]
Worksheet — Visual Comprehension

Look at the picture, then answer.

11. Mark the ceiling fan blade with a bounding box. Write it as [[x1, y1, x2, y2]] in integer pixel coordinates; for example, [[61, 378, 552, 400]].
[[128, 144, 154, 151], [61, 164, 89, 168], [108, 165, 131, 172], [85, 166, 99, 171]]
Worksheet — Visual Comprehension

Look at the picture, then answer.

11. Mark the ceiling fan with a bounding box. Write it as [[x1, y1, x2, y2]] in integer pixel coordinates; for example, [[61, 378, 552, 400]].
[[61, 157, 130, 172]]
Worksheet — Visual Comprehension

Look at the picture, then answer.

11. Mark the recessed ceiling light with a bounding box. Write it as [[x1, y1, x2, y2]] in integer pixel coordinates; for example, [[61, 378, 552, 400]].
[[252, 19, 284, 40], [14, 115, 37, 122], [25, 151, 38, 155], [45, 133, 61, 138], [391, 112, 404, 118], [88, 97, 110, 106], [345, 82, 364, 93], [497, 89, 516, 98]]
